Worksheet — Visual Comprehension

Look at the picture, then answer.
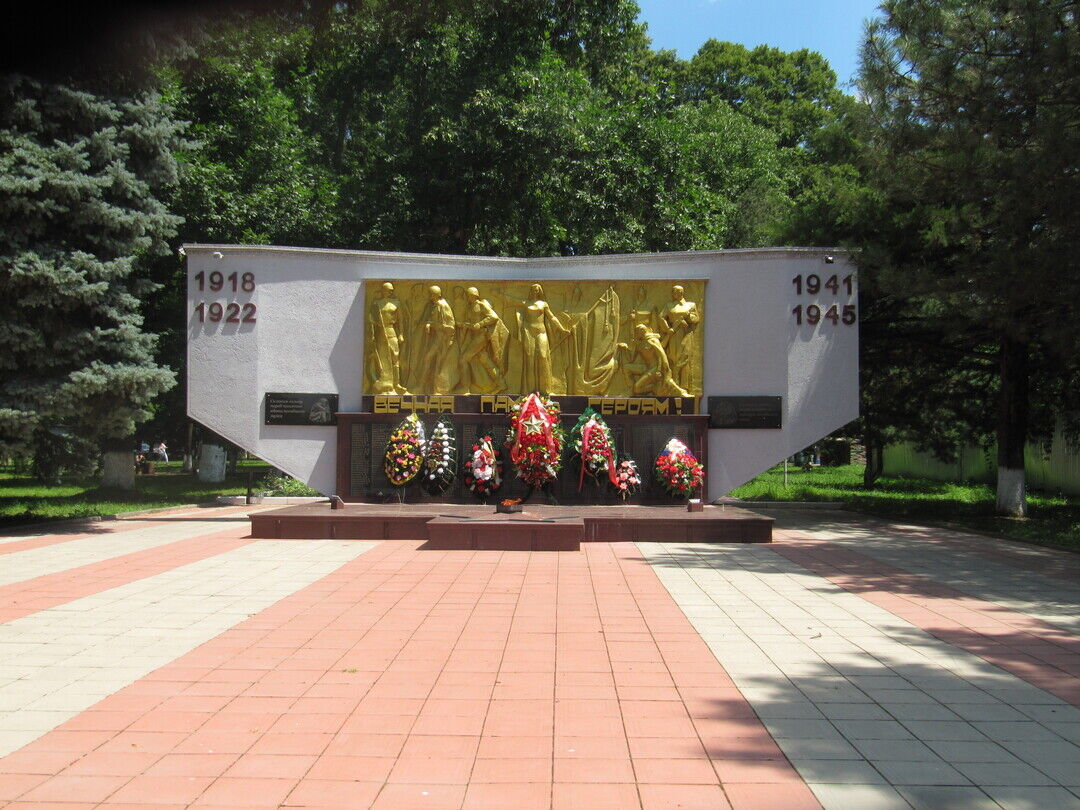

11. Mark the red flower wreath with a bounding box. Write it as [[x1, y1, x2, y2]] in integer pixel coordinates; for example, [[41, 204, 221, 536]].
[[654, 437, 704, 499], [464, 435, 502, 497], [571, 407, 618, 491]]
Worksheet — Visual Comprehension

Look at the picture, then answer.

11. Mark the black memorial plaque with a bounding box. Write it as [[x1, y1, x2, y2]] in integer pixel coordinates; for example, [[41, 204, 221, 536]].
[[265, 392, 339, 426], [707, 396, 782, 429]]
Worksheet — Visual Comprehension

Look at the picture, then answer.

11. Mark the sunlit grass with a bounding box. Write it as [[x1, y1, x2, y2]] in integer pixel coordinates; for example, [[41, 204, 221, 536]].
[[0, 459, 272, 527], [731, 464, 1080, 550]]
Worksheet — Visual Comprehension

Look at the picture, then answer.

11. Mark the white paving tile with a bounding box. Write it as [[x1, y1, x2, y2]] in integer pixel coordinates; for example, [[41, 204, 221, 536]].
[[808, 782, 912, 810], [0, 514, 254, 587], [640, 541, 1080, 803], [769, 509, 1080, 634], [0, 539, 375, 756], [0, 507, 236, 546]]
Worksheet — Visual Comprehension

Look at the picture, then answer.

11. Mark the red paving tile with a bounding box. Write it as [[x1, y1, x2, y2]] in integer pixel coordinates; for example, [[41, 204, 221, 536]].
[[284, 777, 383, 809], [740, 783, 834, 810], [551, 781, 641, 809], [463, 781, 551, 810], [0, 539, 824, 810], [639, 783, 732, 809], [371, 783, 467, 810], [772, 539, 1080, 705]]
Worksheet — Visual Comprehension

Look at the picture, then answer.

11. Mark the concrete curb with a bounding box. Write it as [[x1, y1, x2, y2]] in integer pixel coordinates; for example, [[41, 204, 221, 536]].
[[721, 501, 845, 509], [0, 502, 216, 535], [215, 495, 326, 506]]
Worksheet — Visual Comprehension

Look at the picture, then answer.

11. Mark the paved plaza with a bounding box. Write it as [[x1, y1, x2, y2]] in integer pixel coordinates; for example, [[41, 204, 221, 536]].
[[0, 506, 1078, 809]]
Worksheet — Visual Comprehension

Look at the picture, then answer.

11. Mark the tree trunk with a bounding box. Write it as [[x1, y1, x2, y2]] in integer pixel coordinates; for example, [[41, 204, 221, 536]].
[[863, 439, 884, 488], [181, 422, 194, 473], [995, 334, 1029, 517], [101, 449, 135, 490], [197, 443, 227, 483]]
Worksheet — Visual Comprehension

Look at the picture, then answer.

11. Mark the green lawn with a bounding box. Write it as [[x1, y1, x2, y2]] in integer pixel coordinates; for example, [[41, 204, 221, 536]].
[[0, 460, 272, 527], [731, 463, 1080, 550]]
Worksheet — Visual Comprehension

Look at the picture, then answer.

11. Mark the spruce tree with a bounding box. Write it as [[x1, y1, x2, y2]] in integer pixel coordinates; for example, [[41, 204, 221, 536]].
[[0, 75, 184, 479]]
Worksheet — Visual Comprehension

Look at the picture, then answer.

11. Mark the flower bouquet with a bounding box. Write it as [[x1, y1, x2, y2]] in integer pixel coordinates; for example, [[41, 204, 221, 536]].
[[654, 437, 704, 499], [384, 412, 426, 487], [507, 393, 564, 488], [421, 420, 456, 496], [613, 457, 641, 500], [464, 435, 502, 498], [571, 407, 618, 491]]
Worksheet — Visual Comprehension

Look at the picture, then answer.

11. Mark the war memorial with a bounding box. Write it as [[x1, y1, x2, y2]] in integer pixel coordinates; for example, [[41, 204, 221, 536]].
[[186, 246, 858, 548]]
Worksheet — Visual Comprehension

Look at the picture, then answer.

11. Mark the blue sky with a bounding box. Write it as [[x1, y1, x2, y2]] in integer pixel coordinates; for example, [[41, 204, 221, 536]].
[[634, 0, 883, 87]]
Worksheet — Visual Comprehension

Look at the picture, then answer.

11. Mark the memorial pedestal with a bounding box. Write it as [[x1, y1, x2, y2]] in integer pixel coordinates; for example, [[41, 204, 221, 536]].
[[249, 503, 773, 545]]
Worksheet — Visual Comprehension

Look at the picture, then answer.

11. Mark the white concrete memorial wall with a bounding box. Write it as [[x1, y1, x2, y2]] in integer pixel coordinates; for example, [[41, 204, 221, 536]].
[[185, 246, 858, 500]]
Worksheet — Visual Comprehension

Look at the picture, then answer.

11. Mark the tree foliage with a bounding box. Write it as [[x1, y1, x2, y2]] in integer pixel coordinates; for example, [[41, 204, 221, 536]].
[[155, 2, 813, 258], [0, 76, 186, 476]]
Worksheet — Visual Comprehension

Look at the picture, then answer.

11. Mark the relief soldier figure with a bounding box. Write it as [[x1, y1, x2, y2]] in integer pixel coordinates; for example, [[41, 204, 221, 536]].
[[367, 282, 409, 394], [658, 284, 700, 392], [412, 285, 457, 394], [618, 323, 689, 397], [459, 287, 509, 394], [497, 283, 571, 395]]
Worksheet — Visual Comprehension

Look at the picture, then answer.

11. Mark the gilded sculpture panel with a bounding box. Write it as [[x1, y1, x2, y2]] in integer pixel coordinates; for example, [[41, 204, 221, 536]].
[[363, 280, 705, 398]]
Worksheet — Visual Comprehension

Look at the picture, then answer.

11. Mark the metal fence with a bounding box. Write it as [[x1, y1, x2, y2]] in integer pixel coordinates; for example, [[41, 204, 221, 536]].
[[883, 426, 1080, 496]]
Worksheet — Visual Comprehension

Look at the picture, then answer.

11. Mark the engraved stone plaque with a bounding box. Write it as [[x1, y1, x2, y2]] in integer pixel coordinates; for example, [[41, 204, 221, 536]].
[[349, 423, 371, 497]]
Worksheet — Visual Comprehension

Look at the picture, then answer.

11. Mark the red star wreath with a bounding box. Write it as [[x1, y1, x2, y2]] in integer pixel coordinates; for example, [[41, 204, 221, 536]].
[[507, 393, 564, 488]]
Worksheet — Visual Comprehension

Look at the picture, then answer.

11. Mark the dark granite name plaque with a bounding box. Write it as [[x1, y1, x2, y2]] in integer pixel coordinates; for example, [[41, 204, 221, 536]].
[[707, 396, 782, 429], [264, 392, 339, 426]]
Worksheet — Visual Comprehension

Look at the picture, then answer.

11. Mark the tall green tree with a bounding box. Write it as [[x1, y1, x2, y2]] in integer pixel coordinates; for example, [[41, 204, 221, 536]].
[[680, 40, 845, 150], [0, 75, 186, 479], [159, 0, 793, 257], [859, 0, 1080, 515]]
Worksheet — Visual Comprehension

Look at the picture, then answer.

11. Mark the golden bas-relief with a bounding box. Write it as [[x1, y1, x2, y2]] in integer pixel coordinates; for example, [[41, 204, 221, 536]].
[[363, 280, 704, 398]]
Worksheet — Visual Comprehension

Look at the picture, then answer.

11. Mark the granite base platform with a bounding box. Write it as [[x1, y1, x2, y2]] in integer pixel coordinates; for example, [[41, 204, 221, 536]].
[[248, 503, 773, 549]]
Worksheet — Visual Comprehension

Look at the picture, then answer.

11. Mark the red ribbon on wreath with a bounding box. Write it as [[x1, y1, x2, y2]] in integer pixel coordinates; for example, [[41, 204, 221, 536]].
[[511, 393, 558, 466], [578, 417, 618, 490]]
